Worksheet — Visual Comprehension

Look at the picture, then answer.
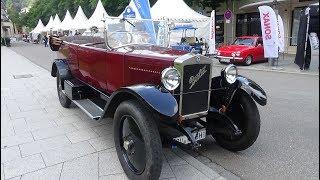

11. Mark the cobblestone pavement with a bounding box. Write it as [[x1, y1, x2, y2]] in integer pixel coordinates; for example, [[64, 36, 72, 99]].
[[1, 46, 239, 180]]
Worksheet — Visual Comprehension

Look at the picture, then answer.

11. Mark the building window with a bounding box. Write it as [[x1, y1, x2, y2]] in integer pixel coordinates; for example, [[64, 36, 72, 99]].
[[290, 7, 305, 46], [216, 15, 224, 44], [236, 12, 261, 37]]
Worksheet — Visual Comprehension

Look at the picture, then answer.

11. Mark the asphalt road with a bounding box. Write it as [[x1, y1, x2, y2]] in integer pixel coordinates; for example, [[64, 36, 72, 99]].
[[9, 41, 319, 180]]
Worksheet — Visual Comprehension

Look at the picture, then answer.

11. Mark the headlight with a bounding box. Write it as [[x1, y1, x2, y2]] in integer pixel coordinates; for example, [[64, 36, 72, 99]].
[[223, 64, 238, 84], [235, 51, 241, 56], [231, 52, 236, 57], [161, 67, 181, 91]]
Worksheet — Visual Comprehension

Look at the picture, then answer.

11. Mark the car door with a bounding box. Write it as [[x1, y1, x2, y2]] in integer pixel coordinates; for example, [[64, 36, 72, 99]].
[[77, 45, 108, 91]]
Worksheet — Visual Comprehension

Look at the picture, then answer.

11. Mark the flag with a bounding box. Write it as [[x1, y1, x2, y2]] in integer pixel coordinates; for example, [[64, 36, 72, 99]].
[[208, 10, 215, 54], [258, 6, 279, 58]]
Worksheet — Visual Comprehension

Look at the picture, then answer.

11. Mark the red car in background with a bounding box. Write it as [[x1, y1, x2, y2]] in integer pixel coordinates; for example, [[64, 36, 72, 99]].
[[215, 36, 266, 65]]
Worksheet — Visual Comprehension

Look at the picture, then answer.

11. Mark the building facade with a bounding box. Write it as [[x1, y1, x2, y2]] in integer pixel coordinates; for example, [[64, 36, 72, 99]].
[[198, 0, 319, 54]]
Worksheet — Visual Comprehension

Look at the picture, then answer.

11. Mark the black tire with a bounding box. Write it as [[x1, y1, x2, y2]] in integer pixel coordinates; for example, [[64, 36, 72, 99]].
[[244, 55, 253, 66], [114, 100, 163, 180], [56, 73, 71, 108], [213, 91, 260, 151]]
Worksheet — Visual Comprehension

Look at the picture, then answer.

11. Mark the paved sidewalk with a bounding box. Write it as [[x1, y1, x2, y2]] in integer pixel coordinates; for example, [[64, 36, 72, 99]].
[[1, 46, 238, 180]]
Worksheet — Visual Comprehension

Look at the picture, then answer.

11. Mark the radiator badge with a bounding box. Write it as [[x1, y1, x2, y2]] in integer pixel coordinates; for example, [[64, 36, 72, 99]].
[[189, 66, 207, 89]]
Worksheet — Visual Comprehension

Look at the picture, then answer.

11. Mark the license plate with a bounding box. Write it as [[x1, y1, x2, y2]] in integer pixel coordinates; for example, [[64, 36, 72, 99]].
[[220, 58, 230, 63], [173, 128, 206, 145]]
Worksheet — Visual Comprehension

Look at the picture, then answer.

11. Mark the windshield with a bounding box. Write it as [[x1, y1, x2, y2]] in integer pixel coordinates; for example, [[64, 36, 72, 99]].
[[233, 38, 255, 46], [106, 18, 161, 48]]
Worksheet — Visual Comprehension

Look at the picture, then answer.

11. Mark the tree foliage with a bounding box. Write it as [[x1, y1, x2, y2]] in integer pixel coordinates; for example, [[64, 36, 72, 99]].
[[7, 0, 224, 31]]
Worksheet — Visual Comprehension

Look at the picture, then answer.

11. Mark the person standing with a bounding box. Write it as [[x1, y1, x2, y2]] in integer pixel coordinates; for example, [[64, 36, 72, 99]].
[[43, 35, 48, 47]]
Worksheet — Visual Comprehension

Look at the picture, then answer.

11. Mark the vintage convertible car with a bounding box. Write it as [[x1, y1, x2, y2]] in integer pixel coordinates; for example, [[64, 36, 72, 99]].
[[216, 36, 266, 65], [49, 19, 267, 180]]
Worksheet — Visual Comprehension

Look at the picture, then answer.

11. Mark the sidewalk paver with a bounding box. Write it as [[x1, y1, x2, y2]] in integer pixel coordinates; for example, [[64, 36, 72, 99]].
[[1, 46, 233, 180]]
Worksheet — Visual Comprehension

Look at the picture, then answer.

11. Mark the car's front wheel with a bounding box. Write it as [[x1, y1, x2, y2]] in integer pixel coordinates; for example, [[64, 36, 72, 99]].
[[211, 91, 260, 151], [244, 55, 253, 66], [114, 100, 163, 180]]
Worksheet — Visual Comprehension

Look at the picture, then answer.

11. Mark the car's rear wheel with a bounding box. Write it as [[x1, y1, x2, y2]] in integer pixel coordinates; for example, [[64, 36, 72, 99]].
[[244, 56, 253, 66], [114, 100, 162, 180], [56, 73, 71, 108], [212, 91, 260, 151]]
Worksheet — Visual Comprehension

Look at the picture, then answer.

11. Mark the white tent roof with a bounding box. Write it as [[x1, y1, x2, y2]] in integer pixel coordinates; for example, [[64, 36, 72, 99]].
[[31, 19, 45, 33], [151, 0, 209, 22], [52, 14, 62, 31], [72, 6, 88, 30], [59, 10, 74, 30], [88, 0, 109, 28], [43, 16, 54, 32]]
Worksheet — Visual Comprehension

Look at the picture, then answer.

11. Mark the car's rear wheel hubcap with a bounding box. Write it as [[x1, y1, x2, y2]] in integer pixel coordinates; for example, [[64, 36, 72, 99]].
[[120, 115, 146, 174]]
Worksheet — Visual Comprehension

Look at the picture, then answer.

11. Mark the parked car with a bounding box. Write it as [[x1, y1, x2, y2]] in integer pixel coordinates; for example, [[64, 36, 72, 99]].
[[215, 36, 266, 65], [49, 19, 267, 180], [170, 24, 206, 54]]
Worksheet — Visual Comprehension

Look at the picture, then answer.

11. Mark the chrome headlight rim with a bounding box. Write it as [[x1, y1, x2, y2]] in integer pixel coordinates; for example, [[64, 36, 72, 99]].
[[224, 64, 238, 84], [161, 67, 181, 91], [235, 51, 241, 56]]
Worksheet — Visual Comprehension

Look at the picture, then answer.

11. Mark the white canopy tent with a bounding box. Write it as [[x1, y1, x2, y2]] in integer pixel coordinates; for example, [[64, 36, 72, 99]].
[[71, 6, 88, 30], [151, 0, 209, 22], [31, 19, 45, 33], [88, 0, 109, 28], [51, 14, 62, 31], [43, 16, 54, 32], [59, 10, 74, 30]]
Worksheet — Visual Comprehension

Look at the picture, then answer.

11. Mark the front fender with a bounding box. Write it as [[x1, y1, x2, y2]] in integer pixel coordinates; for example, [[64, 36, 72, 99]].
[[236, 75, 267, 106], [102, 84, 178, 119]]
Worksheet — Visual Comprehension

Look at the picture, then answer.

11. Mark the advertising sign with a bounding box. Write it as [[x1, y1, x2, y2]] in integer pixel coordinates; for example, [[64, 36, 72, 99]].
[[258, 6, 279, 58], [123, 6, 136, 18], [208, 10, 215, 54]]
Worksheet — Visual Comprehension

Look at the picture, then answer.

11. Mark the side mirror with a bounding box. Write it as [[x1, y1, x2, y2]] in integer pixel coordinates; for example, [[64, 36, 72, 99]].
[[256, 43, 262, 47]]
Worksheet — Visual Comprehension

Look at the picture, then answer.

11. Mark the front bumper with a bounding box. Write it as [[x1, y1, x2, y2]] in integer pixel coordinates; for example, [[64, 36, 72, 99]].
[[216, 56, 243, 63]]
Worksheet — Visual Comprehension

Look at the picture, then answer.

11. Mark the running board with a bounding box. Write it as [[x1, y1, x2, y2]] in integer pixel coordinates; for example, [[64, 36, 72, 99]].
[[73, 99, 103, 120]]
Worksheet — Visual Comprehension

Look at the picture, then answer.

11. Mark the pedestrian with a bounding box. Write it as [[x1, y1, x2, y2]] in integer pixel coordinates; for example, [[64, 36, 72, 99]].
[[43, 35, 48, 47]]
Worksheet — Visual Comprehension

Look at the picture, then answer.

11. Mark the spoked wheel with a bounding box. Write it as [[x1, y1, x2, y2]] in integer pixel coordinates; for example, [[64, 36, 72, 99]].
[[212, 91, 260, 151], [56, 73, 71, 108], [244, 56, 252, 66], [114, 100, 162, 180]]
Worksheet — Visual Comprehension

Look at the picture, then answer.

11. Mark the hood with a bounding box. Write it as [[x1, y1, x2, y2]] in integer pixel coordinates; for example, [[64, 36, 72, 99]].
[[218, 44, 253, 52]]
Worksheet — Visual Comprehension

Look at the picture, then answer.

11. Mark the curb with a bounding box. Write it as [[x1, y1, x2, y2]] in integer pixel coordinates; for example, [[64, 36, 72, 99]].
[[211, 64, 319, 76]]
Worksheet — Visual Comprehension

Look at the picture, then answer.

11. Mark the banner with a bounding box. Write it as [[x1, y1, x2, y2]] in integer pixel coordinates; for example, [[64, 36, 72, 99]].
[[123, 6, 136, 18], [277, 15, 285, 53], [258, 6, 279, 58], [208, 10, 215, 54], [133, 0, 157, 43]]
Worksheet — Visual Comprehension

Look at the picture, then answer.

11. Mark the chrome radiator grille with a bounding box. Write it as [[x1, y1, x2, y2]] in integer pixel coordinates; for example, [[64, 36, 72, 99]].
[[180, 64, 211, 116]]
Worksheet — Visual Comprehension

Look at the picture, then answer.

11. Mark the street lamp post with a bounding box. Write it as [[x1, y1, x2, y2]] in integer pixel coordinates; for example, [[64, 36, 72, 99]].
[[272, 0, 279, 68]]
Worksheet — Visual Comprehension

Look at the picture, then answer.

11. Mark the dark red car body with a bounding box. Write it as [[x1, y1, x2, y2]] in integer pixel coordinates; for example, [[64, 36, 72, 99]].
[[216, 36, 265, 64], [57, 40, 187, 94]]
